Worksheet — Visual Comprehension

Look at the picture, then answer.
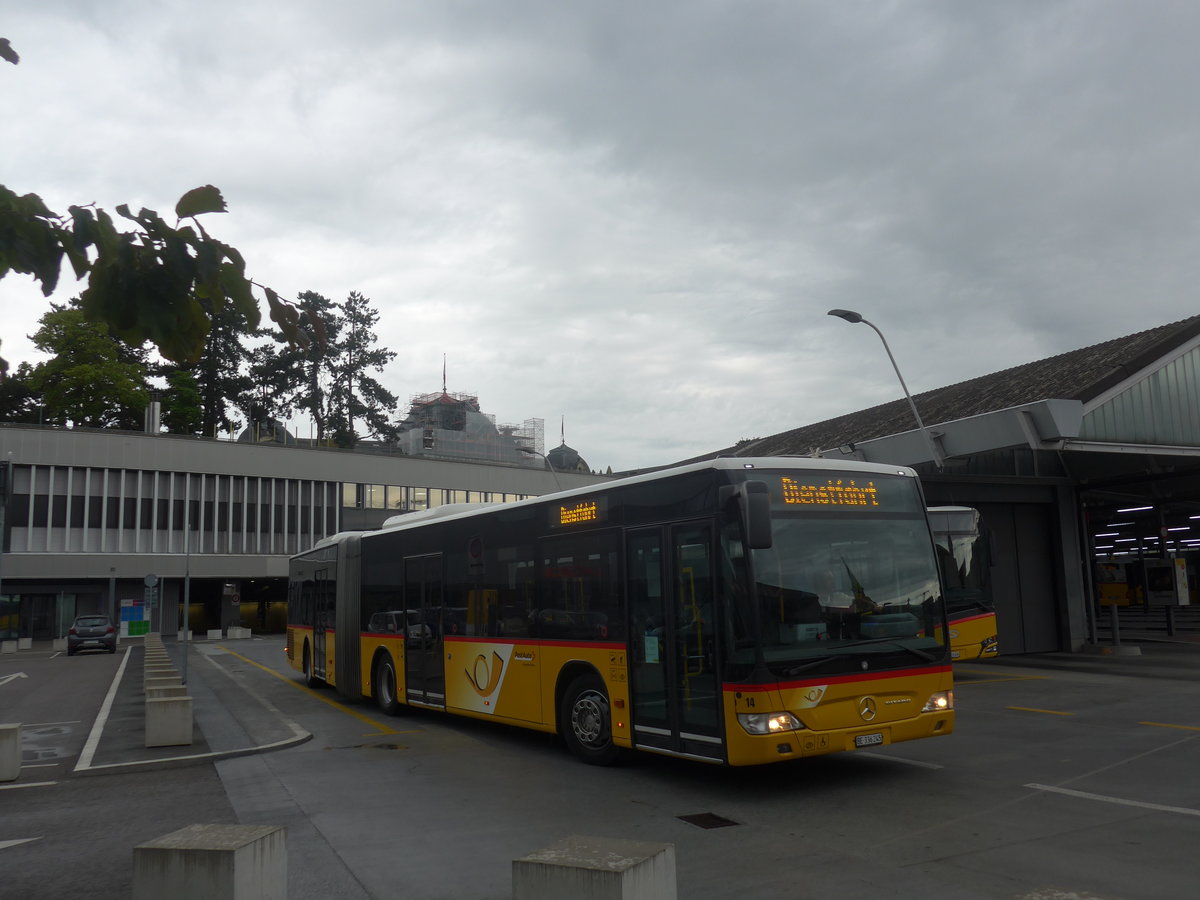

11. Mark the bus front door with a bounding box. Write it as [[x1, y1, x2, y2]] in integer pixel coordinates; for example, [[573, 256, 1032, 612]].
[[627, 524, 724, 762], [404, 554, 445, 708]]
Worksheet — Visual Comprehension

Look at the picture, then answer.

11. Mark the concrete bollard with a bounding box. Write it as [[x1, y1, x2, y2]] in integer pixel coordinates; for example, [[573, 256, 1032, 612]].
[[146, 684, 189, 700], [0, 723, 20, 783], [145, 674, 181, 690], [145, 697, 193, 747], [513, 836, 677, 900], [17, 637, 31, 650], [52, 638, 67, 651], [206, 629, 223, 641], [144, 675, 180, 693], [0, 640, 15, 654], [133, 824, 287, 900]]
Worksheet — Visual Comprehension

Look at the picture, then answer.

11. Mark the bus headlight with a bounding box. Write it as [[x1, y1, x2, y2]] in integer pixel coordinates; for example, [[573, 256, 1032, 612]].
[[738, 712, 804, 735], [921, 691, 954, 712]]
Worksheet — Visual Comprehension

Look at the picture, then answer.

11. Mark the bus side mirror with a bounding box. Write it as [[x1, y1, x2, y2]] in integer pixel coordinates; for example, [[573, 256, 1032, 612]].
[[721, 481, 773, 550]]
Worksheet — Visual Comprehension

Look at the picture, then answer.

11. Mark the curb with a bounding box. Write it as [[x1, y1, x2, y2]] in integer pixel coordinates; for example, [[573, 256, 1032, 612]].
[[73, 727, 313, 777]]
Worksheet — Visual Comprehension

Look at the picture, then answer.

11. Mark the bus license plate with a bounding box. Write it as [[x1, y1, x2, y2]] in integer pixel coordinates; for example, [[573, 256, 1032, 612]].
[[854, 732, 884, 748]]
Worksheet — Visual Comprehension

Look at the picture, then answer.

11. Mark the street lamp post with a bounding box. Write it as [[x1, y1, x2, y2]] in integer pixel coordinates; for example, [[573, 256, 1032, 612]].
[[827, 308, 944, 470], [519, 447, 565, 493]]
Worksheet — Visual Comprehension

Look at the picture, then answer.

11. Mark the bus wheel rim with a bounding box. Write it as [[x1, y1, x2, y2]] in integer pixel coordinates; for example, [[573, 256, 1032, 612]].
[[572, 691, 609, 747]]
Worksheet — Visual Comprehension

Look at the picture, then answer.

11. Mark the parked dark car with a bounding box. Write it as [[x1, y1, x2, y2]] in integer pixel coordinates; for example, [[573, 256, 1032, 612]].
[[67, 615, 117, 655]]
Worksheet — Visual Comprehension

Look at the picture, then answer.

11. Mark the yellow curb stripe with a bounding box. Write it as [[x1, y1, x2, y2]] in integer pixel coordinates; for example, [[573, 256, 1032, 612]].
[[1007, 706, 1073, 716]]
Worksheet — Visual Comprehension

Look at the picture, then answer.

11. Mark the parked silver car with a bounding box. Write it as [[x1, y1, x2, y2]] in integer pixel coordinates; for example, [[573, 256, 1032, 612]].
[[67, 615, 117, 655]]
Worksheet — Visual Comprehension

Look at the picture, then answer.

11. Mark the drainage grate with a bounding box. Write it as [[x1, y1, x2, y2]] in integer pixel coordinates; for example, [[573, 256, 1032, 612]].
[[678, 812, 740, 829]]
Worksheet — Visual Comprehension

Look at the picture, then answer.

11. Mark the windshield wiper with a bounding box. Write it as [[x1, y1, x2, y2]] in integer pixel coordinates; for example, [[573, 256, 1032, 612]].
[[778, 639, 937, 676], [834, 637, 938, 662], [779, 655, 842, 676]]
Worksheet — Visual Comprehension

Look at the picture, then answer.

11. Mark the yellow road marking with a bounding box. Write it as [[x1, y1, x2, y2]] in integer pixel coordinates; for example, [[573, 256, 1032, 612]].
[[1007, 706, 1073, 716], [1140, 721, 1200, 732], [220, 646, 403, 735]]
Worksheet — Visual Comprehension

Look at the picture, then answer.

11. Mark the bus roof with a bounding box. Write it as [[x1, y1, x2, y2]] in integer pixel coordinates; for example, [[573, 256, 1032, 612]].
[[293, 456, 919, 557]]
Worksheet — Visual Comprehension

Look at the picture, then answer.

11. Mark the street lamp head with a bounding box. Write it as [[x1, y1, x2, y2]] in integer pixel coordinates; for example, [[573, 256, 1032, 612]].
[[827, 308, 864, 324]]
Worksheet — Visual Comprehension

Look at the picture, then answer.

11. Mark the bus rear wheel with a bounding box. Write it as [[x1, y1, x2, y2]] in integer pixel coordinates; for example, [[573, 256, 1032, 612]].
[[560, 673, 621, 766], [303, 643, 321, 688], [374, 655, 401, 715]]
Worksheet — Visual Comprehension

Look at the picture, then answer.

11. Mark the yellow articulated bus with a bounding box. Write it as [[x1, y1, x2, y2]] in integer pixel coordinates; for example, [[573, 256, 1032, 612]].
[[927, 506, 999, 661], [287, 458, 955, 766]]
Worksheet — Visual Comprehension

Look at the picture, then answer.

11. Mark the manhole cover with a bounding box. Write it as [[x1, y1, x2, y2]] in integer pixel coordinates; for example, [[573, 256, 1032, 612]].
[[678, 813, 740, 829]]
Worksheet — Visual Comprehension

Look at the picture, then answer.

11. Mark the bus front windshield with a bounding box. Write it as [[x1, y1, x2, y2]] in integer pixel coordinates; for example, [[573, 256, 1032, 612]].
[[729, 513, 947, 677]]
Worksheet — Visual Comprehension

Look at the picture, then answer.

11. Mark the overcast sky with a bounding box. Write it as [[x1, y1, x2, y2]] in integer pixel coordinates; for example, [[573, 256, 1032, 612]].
[[4, 1, 1200, 472]]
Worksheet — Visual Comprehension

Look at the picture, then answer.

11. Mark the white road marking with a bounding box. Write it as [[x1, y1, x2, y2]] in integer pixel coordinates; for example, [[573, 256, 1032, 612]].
[[0, 781, 57, 791], [0, 672, 29, 688], [860, 751, 944, 769], [74, 646, 131, 771], [1026, 783, 1200, 817], [0, 837, 43, 850]]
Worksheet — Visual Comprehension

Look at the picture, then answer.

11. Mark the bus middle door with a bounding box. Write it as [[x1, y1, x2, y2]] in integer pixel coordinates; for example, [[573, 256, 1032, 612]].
[[404, 554, 445, 708], [627, 523, 724, 762]]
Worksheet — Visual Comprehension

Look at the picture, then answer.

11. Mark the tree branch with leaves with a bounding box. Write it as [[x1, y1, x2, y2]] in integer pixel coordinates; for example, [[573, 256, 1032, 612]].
[[0, 184, 319, 379]]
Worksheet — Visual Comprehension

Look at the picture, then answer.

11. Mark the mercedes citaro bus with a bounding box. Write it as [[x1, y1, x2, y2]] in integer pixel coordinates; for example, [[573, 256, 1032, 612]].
[[287, 457, 954, 765]]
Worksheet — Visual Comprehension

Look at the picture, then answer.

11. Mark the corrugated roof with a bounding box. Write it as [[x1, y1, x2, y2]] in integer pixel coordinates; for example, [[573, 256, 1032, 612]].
[[701, 315, 1200, 460]]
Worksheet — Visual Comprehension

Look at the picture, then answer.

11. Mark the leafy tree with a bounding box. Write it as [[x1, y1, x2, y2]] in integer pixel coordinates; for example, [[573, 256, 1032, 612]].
[[0, 361, 42, 423], [251, 291, 342, 441], [329, 291, 398, 441], [27, 300, 149, 428]]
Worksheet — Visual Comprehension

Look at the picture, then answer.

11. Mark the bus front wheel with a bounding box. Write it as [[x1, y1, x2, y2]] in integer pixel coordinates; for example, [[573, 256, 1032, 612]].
[[560, 673, 621, 766], [374, 655, 401, 715]]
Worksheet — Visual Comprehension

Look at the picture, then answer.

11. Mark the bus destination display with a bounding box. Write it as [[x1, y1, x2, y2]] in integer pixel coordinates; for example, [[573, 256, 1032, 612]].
[[780, 476, 880, 507], [552, 497, 608, 527]]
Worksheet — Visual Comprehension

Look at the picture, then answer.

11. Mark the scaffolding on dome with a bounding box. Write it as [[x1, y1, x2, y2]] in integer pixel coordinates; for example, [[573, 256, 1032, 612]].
[[394, 389, 544, 465]]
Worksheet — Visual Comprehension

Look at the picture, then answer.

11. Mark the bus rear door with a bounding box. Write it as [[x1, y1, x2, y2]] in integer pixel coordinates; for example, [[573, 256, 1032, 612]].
[[312, 566, 333, 681]]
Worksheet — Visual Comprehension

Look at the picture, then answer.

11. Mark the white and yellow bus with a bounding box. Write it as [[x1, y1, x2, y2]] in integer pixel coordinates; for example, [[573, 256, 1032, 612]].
[[287, 457, 955, 766]]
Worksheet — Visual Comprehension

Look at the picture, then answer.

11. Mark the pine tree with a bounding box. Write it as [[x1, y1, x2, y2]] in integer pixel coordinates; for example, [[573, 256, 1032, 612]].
[[330, 291, 398, 443], [251, 291, 341, 441]]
